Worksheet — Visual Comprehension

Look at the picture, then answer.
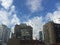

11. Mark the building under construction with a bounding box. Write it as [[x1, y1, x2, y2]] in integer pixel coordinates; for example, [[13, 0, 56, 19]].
[[43, 21, 60, 45]]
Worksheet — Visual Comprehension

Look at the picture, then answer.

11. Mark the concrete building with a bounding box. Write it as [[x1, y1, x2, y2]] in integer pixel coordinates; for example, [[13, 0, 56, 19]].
[[14, 24, 33, 40], [43, 21, 60, 45], [0, 24, 10, 45]]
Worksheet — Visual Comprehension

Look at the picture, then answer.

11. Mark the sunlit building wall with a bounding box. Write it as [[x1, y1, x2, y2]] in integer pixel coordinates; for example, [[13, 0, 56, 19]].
[[43, 21, 60, 44]]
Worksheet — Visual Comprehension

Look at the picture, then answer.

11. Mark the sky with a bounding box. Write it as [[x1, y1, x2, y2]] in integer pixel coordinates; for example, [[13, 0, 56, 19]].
[[0, 0, 60, 39]]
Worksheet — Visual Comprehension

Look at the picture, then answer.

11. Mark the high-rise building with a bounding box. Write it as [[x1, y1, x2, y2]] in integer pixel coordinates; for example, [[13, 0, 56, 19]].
[[39, 31, 43, 41], [43, 21, 60, 44], [0, 24, 10, 44], [14, 24, 33, 40]]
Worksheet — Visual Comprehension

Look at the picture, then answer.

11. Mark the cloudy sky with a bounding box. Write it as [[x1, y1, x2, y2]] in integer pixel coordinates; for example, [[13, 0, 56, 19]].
[[0, 0, 60, 39]]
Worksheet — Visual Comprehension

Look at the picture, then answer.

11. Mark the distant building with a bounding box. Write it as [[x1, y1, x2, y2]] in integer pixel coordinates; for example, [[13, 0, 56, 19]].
[[0, 24, 10, 44], [14, 24, 33, 40], [43, 21, 60, 45], [39, 31, 43, 41]]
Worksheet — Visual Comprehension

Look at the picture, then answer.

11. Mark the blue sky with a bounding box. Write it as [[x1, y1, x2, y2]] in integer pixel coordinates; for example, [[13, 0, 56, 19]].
[[0, 0, 60, 39], [14, 0, 60, 39], [13, 0, 60, 22]]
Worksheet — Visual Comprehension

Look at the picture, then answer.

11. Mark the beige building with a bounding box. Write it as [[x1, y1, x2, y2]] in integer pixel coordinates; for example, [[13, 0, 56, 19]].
[[43, 21, 60, 45]]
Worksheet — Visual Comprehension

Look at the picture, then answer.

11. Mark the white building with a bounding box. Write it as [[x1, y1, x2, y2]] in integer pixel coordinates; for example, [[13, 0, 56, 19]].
[[0, 24, 10, 44]]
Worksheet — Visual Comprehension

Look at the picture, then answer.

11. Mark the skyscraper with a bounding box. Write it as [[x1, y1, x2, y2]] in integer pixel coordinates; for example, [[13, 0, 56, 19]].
[[39, 31, 43, 41], [14, 24, 33, 40], [43, 21, 60, 45]]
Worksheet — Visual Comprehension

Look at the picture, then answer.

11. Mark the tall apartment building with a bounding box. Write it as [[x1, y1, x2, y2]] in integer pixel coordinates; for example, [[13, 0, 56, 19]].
[[0, 24, 10, 44], [14, 24, 33, 40], [43, 21, 60, 44]]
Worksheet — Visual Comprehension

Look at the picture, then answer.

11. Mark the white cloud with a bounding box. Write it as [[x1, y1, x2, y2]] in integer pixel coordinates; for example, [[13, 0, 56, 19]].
[[46, 3, 60, 24], [25, 16, 45, 40], [56, 3, 60, 10], [0, 9, 20, 26], [0, 0, 13, 9], [10, 5, 15, 13], [0, 10, 20, 33], [0, 0, 20, 33], [26, 0, 43, 13], [11, 14, 20, 25], [46, 11, 60, 24], [0, 9, 9, 25]]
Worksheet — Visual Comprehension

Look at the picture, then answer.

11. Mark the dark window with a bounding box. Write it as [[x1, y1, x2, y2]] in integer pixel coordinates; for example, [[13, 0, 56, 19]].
[[54, 24, 60, 43]]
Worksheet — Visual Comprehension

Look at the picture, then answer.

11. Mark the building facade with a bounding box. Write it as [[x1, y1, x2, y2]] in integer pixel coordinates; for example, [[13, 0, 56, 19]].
[[14, 24, 33, 40], [43, 21, 60, 44], [0, 24, 10, 44]]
